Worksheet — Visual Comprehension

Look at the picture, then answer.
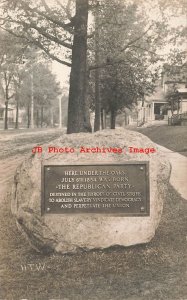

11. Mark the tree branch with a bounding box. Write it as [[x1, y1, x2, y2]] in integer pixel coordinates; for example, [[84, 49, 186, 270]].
[[8, 93, 15, 100], [22, 20, 73, 49], [40, 0, 51, 12], [89, 59, 128, 71], [31, 24, 72, 49], [130, 45, 161, 56], [50, 0, 73, 20], [0, 25, 29, 42], [0, 54, 4, 67], [7, 73, 13, 86], [4, 71, 7, 86], [118, 24, 153, 54], [33, 40, 72, 67], [19, 0, 74, 34], [0, 26, 72, 67], [1, 16, 73, 49], [65, 0, 73, 20]]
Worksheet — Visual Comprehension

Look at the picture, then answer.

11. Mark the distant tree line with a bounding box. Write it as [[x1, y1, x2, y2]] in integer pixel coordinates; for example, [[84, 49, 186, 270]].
[[0, 33, 62, 129]]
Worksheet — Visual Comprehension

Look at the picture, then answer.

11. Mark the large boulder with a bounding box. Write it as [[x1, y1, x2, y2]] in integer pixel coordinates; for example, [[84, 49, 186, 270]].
[[11, 129, 171, 254]]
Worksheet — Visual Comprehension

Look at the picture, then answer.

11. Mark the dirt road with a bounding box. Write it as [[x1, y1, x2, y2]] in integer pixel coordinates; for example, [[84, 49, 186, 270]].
[[0, 128, 64, 197]]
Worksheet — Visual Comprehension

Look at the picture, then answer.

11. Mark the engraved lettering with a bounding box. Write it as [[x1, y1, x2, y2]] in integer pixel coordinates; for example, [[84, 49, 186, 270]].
[[43, 164, 149, 215]]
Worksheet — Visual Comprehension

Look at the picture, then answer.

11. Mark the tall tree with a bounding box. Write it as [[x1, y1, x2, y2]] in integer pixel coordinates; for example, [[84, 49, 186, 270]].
[[0, 31, 26, 129], [88, 0, 186, 129], [67, 0, 91, 133], [88, 0, 163, 128], [18, 62, 61, 127]]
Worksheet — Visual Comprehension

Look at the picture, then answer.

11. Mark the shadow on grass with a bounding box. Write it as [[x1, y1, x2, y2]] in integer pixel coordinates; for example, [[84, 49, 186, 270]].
[[131, 125, 187, 157]]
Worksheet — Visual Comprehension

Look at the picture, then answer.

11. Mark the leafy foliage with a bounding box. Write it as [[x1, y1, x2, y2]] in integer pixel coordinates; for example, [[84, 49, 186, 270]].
[[19, 63, 61, 108], [88, 0, 164, 127], [0, 0, 186, 131]]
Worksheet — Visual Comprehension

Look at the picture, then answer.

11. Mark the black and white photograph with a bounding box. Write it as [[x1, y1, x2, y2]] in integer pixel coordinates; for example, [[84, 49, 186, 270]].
[[0, 0, 187, 299]]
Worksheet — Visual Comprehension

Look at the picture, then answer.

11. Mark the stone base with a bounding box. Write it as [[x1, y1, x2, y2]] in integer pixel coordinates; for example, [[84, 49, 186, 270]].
[[11, 129, 171, 254]]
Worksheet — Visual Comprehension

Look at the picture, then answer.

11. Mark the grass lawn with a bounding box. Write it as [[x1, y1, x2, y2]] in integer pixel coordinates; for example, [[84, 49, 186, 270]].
[[1, 183, 187, 300], [130, 125, 187, 156]]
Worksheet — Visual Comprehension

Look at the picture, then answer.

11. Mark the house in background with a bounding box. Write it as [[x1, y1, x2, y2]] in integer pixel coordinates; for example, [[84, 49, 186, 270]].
[[137, 86, 168, 126], [0, 68, 28, 128], [0, 101, 26, 129], [177, 87, 187, 113], [137, 63, 187, 126], [0, 103, 14, 129], [0, 79, 28, 129]]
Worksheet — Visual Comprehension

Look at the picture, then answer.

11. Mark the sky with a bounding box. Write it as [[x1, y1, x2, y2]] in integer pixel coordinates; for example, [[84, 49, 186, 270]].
[[52, 61, 70, 91]]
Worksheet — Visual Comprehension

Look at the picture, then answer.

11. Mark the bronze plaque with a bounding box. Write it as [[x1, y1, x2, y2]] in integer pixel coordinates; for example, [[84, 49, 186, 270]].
[[41, 162, 150, 216]]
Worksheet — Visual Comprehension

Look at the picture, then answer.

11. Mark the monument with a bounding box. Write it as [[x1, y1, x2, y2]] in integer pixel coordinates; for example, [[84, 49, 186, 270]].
[[11, 129, 171, 254], [42, 163, 150, 216]]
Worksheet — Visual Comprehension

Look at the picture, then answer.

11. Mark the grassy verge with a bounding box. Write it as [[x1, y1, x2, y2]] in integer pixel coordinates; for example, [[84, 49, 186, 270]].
[[130, 125, 187, 156], [1, 184, 187, 300]]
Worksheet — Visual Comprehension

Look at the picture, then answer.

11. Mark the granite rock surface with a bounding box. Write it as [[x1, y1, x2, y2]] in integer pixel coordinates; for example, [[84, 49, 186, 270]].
[[11, 129, 171, 253]]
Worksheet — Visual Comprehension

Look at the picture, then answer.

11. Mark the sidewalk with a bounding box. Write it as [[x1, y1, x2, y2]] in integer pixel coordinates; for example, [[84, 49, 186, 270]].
[[156, 144, 187, 200]]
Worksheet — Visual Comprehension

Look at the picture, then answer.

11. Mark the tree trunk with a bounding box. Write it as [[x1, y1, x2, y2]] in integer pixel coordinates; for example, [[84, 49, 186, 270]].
[[4, 100, 8, 130], [103, 109, 107, 129], [67, 0, 92, 134], [59, 97, 62, 129], [36, 109, 39, 127], [101, 108, 104, 130], [101, 108, 107, 130], [27, 105, 30, 128], [30, 71, 34, 129], [15, 95, 19, 129], [94, 8, 100, 132], [94, 68, 100, 131], [171, 100, 174, 115], [51, 108, 54, 127], [110, 74, 117, 129], [101, 108, 107, 129], [41, 106, 43, 127], [4, 86, 9, 130], [110, 108, 116, 129], [177, 98, 180, 115]]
